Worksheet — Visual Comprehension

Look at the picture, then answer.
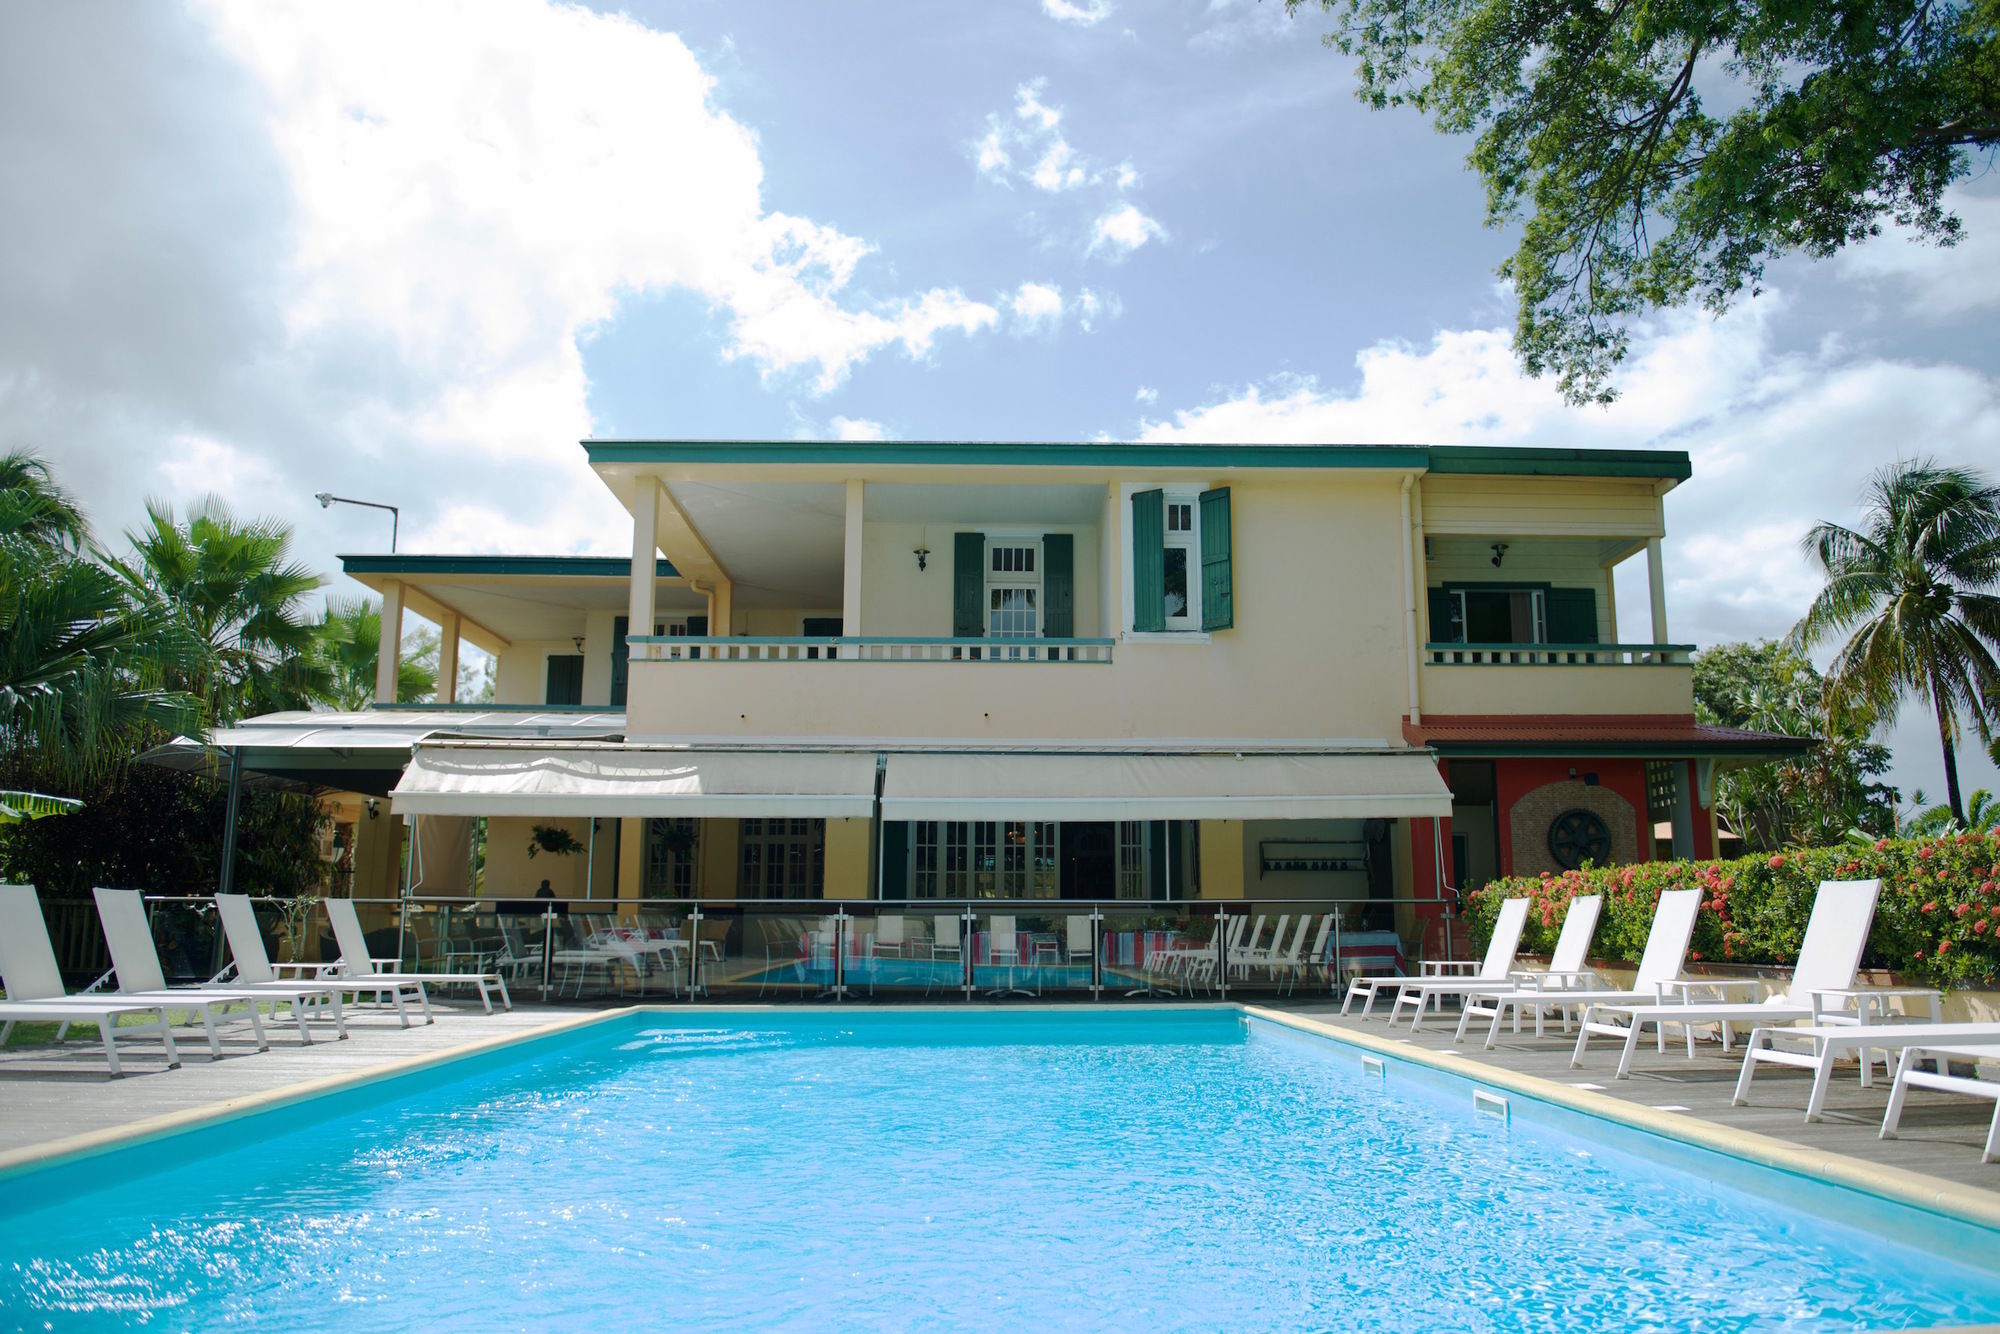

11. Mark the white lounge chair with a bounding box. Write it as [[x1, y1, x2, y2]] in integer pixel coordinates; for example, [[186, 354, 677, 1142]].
[[212, 894, 354, 1039], [88, 886, 282, 1056], [1732, 1015, 1999, 1122], [1263, 915, 1313, 991], [1574, 879, 1883, 1078], [987, 914, 1032, 997], [1881, 1041, 2000, 1163], [324, 898, 506, 1019], [1454, 889, 1696, 1049], [874, 915, 906, 958], [1066, 915, 1093, 966], [1445, 893, 1607, 1044], [1341, 897, 1531, 1027], [0, 885, 182, 1076]]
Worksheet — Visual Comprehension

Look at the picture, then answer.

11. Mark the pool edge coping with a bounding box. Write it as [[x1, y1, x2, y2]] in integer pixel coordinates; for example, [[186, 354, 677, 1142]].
[[0, 1005, 635, 1182], [1244, 1005, 2000, 1233]]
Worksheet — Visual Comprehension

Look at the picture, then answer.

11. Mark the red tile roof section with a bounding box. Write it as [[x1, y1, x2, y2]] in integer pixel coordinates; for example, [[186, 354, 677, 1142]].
[[1403, 714, 1813, 755]]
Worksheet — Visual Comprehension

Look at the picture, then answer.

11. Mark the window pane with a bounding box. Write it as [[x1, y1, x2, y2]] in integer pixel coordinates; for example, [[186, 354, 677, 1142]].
[[1164, 547, 1188, 619]]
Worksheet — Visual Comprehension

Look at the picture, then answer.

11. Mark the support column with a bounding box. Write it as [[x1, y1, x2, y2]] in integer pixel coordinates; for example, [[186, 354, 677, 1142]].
[[375, 580, 404, 704], [437, 611, 461, 704], [1400, 474, 1422, 725], [842, 478, 865, 635], [710, 579, 734, 637], [628, 479, 661, 650], [1670, 761, 1695, 860], [1646, 538, 1669, 644], [217, 747, 244, 895]]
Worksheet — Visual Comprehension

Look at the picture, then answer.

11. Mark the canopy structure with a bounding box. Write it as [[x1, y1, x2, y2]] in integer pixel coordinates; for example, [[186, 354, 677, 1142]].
[[140, 708, 628, 796], [877, 750, 1451, 822], [391, 744, 879, 818]]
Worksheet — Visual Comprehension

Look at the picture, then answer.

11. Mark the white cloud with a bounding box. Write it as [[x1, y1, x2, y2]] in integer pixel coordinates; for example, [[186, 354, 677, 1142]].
[[1010, 281, 1067, 329], [1014, 80, 1064, 133], [1043, 0, 1114, 26], [1134, 385, 1158, 404], [1074, 287, 1119, 330], [830, 416, 889, 441], [1835, 190, 2000, 318], [1088, 203, 1166, 257], [973, 125, 1012, 180]]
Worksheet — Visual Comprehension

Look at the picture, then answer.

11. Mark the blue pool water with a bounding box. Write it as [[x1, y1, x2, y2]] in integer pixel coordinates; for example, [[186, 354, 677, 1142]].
[[3, 1009, 1998, 1331]]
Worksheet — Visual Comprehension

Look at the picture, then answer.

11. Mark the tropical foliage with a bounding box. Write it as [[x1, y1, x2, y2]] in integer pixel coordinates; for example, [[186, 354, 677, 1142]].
[[1692, 640, 1897, 849], [1289, 0, 2000, 404], [1793, 460, 2000, 825], [316, 597, 437, 709], [1467, 832, 2000, 990]]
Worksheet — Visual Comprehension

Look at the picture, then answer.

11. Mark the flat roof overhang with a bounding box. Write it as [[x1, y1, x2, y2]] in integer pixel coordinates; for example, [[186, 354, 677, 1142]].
[[1404, 714, 1815, 762], [337, 556, 699, 649]]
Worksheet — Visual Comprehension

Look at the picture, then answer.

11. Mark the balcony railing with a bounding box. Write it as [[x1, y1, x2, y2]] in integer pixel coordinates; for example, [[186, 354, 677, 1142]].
[[1425, 642, 1694, 666], [629, 635, 1114, 664]]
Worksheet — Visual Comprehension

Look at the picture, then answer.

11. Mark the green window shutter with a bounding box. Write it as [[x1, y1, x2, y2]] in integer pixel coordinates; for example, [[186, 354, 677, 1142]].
[[1198, 487, 1233, 631], [544, 654, 583, 706], [1545, 588, 1599, 645], [1130, 490, 1164, 632], [879, 822, 909, 899], [1042, 533, 1074, 639], [1426, 588, 1459, 644], [610, 615, 630, 707], [953, 531, 985, 637]]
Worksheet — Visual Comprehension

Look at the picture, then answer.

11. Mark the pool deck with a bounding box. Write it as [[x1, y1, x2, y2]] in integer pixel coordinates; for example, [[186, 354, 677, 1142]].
[[1, 997, 1995, 1206]]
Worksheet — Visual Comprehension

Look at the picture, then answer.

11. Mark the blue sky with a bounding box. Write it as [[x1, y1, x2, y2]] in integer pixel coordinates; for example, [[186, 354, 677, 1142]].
[[3, 0, 1997, 804]]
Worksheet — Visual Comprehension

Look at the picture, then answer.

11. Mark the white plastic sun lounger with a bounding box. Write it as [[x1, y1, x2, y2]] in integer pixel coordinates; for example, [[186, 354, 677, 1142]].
[[326, 898, 510, 1015], [1732, 1015, 1998, 1122], [1444, 894, 1604, 1043], [1343, 897, 1533, 1029], [87, 887, 276, 1056], [1881, 1041, 2000, 1163], [211, 894, 352, 1041], [1454, 889, 1700, 1050], [0, 884, 181, 1075], [1573, 879, 1882, 1078]]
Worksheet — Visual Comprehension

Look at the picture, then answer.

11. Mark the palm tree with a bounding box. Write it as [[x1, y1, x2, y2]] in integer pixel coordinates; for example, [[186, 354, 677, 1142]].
[[0, 450, 88, 554], [1793, 460, 2000, 825], [314, 597, 437, 709], [111, 497, 332, 724]]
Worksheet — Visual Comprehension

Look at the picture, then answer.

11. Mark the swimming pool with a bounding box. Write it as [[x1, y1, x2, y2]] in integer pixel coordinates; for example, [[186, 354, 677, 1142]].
[[3, 1008, 1997, 1330]]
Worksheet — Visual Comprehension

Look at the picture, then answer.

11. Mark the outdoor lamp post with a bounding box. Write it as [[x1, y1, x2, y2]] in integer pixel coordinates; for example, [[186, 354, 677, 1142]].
[[316, 491, 400, 551]]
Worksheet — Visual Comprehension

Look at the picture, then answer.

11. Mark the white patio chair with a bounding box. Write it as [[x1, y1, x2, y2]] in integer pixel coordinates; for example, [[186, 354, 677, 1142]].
[[1573, 879, 1883, 1078], [874, 915, 906, 958], [1458, 889, 1699, 1050], [1066, 914, 1094, 966], [326, 898, 509, 1019], [202, 893, 353, 1043], [1450, 894, 1607, 1046], [86, 887, 274, 1056], [1881, 1040, 2000, 1163], [0, 885, 181, 1076], [987, 914, 1032, 997], [1343, 896, 1531, 1024]]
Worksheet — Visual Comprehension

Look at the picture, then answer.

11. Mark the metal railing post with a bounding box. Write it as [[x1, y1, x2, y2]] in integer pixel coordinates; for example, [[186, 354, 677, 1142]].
[[1090, 905, 1102, 998], [540, 904, 555, 1000], [1216, 905, 1229, 1002], [834, 909, 847, 1001], [961, 903, 975, 1000], [689, 903, 702, 1002]]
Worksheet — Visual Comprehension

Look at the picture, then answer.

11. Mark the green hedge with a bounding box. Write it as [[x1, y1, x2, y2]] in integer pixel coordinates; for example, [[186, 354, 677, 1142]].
[[1464, 832, 2000, 990]]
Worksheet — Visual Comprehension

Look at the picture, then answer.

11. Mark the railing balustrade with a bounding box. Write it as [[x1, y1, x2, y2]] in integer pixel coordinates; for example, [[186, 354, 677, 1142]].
[[627, 635, 1114, 664], [1425, 641, 1694, 666]]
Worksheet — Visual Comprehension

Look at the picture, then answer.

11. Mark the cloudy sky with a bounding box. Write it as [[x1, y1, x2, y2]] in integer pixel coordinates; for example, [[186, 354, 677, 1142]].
[[4, 0, 1997, 802]]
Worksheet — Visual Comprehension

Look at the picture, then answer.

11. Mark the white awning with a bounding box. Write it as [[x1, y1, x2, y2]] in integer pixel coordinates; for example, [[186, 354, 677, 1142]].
[[879, 751, 1450, 822], [390, 745, 878, 818], [200, 708, 626, 752]]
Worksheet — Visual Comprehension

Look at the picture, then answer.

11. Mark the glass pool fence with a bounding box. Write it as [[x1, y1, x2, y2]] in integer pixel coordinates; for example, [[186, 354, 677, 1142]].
[[41, 893, 1463, 1004]]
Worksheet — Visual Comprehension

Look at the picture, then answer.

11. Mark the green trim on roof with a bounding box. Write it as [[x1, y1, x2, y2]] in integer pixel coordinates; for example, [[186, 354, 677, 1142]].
[[584, 440, 1429, 470], [1425, 445, 1691, 480], [339, 554, 679, 578], [581, 439, 1692, 480]]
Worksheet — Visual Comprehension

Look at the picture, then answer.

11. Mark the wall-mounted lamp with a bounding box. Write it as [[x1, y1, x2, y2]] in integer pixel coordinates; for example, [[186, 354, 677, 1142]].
[[913, 543, 931, 572], [365, 798, 380, 821], [572, 635, 586, 654], [1490, 542, 1509, 568]]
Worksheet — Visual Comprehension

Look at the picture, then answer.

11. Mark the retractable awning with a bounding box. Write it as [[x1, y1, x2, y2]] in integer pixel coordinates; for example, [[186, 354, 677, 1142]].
[[878, 751, 1451, 822], [389, 744, 878, 818]]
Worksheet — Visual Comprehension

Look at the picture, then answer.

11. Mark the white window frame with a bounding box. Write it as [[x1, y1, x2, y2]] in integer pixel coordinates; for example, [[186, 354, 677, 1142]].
[[984, 532, 1042, 644], [1118, 483, 1209, 641], [1451, 587, 1548, 645]]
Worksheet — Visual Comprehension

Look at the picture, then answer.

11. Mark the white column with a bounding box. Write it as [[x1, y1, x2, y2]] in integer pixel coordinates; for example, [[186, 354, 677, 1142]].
[[842, 478, 865, 636], [375, 580, 404, 704], [1400, 475, 1421, 725], [1646, 537, 1669, 644], [628, 478, 660, 654], [437, 611, 461, 704], [710, 579, 734, 637]]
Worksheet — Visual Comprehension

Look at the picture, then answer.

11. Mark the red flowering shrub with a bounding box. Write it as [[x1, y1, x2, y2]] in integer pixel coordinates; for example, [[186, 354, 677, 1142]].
[[1463, 833, 2000, 989]]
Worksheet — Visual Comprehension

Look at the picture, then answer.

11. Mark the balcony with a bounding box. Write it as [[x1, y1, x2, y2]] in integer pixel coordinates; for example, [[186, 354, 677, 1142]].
[[629, 635, 1115, 664], [1425, 642, 1693, 666]]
